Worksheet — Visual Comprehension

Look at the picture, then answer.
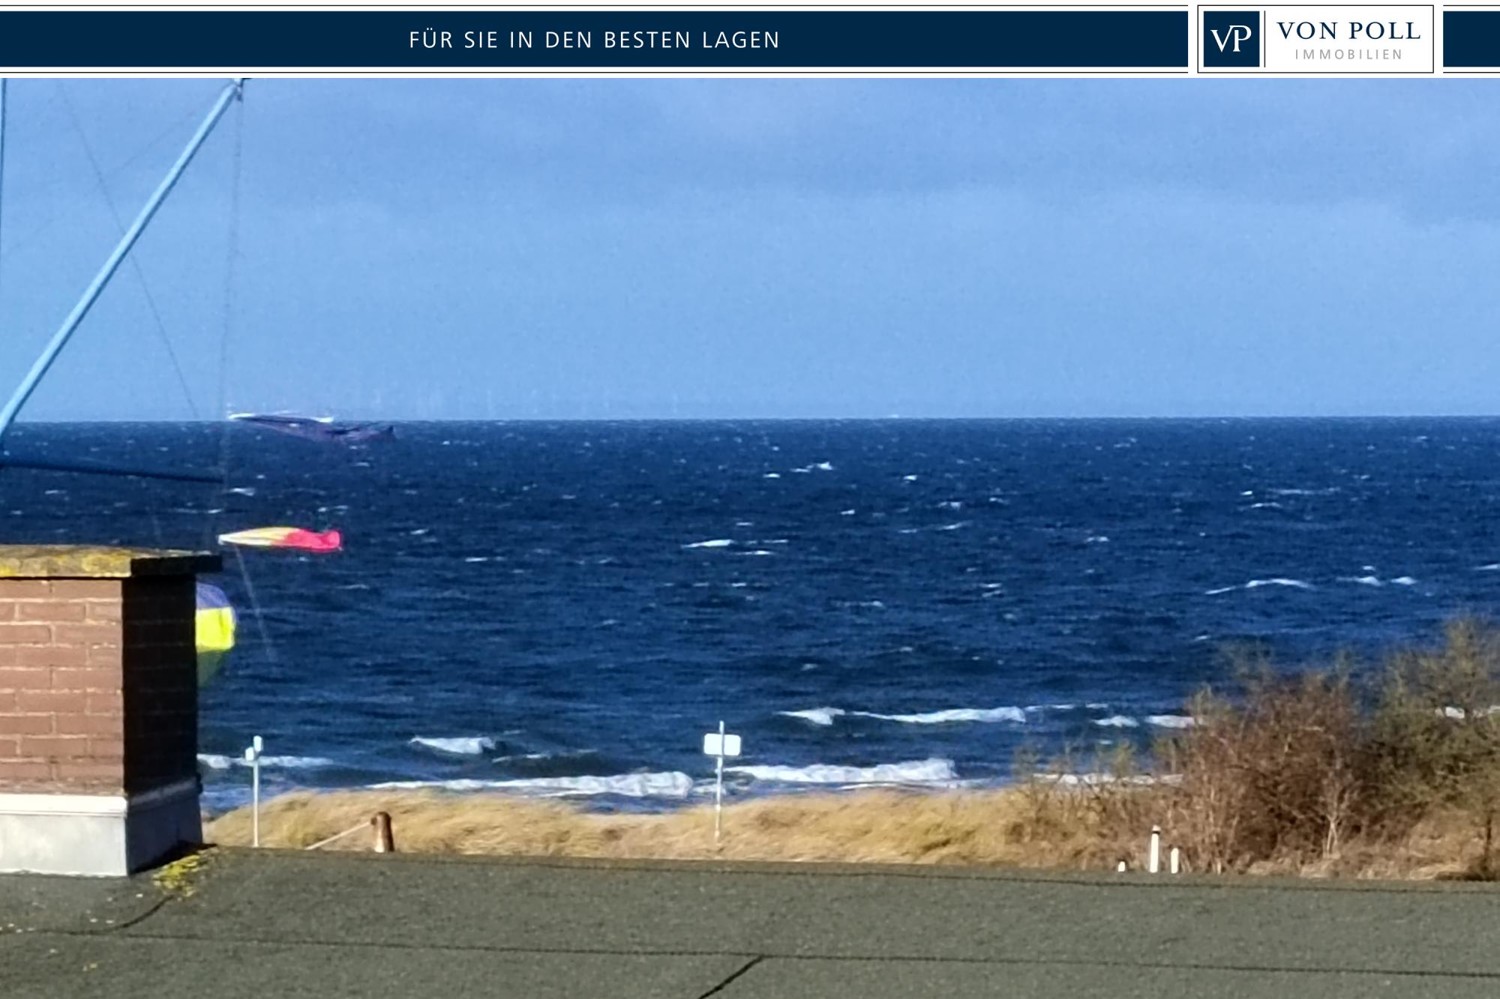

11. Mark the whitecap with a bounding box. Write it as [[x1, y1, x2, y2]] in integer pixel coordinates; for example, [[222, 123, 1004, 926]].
[[813, 461, 834, 471], [368, 771, 695, 799], [1208, 578, 1314, 595], [1093, 715, 1140, 728], [1037, 773, 1172, 787], [1146, 715, 1196, 729], [903, 474, 919, 482], [410, 736, 497, 756], [228, 486, 256, 497], [199, 752, 333, 770], [779, 707, 846, 726], [1390, 576, 1417, 586], [1477, 564, 1500, 572], [463, 556, 491, 563], [256, 755, 337, 769], [739, 550, 774, 556], [852, 707, 1025, 725], [840, 509, 856, 516], [726, 758, 957, 785], [683, 539, 734, 549], [763, 473, 781, 479]]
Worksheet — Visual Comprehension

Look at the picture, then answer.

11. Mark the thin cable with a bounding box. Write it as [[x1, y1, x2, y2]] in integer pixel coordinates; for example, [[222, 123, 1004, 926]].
[[57, 81, 200, 419], [2, 98, 203, 259], [205, 89, 243, 550], [232, 544, 278, 666]]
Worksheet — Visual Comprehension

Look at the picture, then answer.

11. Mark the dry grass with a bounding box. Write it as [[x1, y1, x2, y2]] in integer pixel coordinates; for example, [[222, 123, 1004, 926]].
[[208, 787, 1105, 867], [207, 620, 1500, 881], [205, 785, 1491, 879]]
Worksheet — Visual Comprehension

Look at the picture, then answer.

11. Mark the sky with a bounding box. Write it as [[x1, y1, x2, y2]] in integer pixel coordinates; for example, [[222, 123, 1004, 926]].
[[0, 77, 1496, 421]]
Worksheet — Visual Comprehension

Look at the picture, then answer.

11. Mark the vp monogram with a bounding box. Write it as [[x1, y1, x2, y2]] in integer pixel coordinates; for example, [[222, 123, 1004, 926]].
[[1210, 23, 1255, 52], [1201, 10, 1261, 67]]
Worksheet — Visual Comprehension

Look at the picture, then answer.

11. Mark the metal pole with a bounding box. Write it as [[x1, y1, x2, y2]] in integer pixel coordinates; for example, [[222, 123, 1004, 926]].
[[0, 78, 243, 441], [246, 733, 263, 847], [714, 720, 725, 844]]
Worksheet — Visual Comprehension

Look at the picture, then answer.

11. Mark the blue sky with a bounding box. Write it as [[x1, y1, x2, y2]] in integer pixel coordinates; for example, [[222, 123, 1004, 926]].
[[0, 78, 1494, 421]]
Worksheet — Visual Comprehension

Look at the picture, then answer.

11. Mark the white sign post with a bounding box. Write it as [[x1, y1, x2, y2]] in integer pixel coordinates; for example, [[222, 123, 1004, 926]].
[[244, 735, 264, 847], [702, 721, 741, 844]]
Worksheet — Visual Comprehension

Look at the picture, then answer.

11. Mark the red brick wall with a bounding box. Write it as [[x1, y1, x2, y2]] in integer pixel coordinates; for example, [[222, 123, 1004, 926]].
[[0, 579, 125, 793], [0, 574, 199, 796]]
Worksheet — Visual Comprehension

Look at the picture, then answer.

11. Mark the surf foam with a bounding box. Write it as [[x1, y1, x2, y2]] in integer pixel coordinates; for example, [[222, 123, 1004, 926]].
[[410, 736, 497, 756], [726, 758, 957, 785]]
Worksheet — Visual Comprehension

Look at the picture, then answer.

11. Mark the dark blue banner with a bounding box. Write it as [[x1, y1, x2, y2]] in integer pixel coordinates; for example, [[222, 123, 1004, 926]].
[[1444, 10, 1500, 68], [0, 10, 1188, 69]]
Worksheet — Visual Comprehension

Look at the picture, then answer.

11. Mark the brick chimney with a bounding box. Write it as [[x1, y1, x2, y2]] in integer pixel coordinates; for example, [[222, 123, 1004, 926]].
[[0, 545, 220, 875]]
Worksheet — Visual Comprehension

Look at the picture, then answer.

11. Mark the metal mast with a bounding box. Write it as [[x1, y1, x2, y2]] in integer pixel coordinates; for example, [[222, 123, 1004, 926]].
[[0, 78, 244, 442]]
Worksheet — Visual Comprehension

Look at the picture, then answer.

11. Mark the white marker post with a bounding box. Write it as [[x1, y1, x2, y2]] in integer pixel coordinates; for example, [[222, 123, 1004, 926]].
[[244, 735, 264, 847], [702, 721, 741, 844], [1148, 824, 1162, 874]]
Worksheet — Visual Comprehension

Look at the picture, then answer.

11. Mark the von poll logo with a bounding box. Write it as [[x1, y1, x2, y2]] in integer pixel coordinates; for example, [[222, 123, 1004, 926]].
[[1202, 10, 1262, 67]]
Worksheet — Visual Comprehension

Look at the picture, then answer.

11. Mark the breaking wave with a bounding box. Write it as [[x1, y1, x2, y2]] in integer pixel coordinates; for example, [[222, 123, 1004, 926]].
[[369, 770, 695, 799], [410, 736, 497, 756], [726, 758, 957, 785]]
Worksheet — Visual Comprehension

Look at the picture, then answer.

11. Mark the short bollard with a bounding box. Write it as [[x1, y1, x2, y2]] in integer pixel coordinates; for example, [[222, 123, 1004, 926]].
[[372, 812, 396, 853], [1169, 846, 1181, 874], [1148, 825, 1162, 874]]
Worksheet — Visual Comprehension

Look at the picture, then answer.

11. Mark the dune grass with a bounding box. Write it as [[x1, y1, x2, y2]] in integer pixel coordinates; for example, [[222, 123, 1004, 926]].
[[208, 619, 1500, 881]]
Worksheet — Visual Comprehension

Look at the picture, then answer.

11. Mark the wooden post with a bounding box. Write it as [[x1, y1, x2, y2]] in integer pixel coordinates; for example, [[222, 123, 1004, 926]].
[[371, 811, 395, 853]]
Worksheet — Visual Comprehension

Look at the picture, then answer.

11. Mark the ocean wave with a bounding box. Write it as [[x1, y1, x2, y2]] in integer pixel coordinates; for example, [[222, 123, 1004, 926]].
[[1206, 577, 1315, 595], [198, 752, 335, 770], [779, 708, 846, 726], [410, 735, 497, 756], [1036, 772, 1176, 787], [855, 707, 1025, 725], [1145, 714, 1196, 729], [1093, 715, 1140, 728], [726, 758, 957, 785], [368, 771, 695, 799], [781, 705, 1026, 726], [683, 539, 734, 549]]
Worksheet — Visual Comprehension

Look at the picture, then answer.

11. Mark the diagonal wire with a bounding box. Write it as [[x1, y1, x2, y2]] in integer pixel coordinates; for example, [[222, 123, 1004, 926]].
[[57, 80, 200, 420], [204, 88, 243, 552], [1, 96, 203, 258]]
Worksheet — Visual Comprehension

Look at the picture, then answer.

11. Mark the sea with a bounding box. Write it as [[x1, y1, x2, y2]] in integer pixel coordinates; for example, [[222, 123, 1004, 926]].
[[4, 418, 1500, 813]]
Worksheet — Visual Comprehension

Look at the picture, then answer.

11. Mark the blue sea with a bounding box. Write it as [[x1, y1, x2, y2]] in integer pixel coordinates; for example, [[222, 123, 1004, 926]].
[[5, 418, 1500, 812]]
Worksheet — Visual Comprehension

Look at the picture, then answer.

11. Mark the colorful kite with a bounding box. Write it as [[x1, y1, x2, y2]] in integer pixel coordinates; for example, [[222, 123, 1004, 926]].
[[195, 582, 237, 686], [218, 526, 343, 553], [229, 412, 395, 443]]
